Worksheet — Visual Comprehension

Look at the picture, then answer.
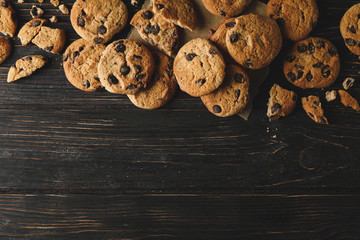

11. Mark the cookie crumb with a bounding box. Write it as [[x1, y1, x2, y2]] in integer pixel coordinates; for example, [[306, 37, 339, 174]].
[[18, 0, 24, 3], [30, 5, 44, 18], [273, 135, 277, 139], [338, 90, 360, 111], [50, 0, 60, 7], [342, 77, 355, 90], [131, 0, 143, 7], [49, 16, 58, 23], [325, 90, 337, 102], [59, 4, 69, 14]]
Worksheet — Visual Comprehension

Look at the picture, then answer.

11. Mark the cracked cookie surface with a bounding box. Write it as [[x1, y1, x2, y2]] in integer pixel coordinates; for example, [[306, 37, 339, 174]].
[[70, 0, 128, 44], [301, 95, 328, 124], [0, 0, 17, 37], [31, 26, 66, 54], [98, 39, 155, 95], [283, 37, 340, 89], [267, 0, 318, 41], [202, 0, 252, 18], [0, 36, 11, 64], [174, 38, 225, 97], [18, 19, 48, 45], [201, 64, 249, 117], [340, 3, 360, 55], [7, 55, 47, 82], [226, 14, 282, 70], [63, 38, 105, 92], [267, 84, 297, 121]]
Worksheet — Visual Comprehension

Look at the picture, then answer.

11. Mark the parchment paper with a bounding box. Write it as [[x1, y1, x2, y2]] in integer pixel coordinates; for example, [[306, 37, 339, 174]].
[[128, 0, 268, 120]]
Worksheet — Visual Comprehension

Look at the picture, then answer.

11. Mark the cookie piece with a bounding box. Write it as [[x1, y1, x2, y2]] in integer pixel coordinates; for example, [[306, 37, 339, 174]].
[[284, 37, 340, 89], [18, 19, 47, 45], [153, 0, 196, 31], [98, 39, 155, 95], [342, 77, 355, 90], [202, 0, 252, 18], [130, 7, 179, 56], [70, 0, 128, 44], [267, 84, 297, 121], [49, 16, 58, 23], [63, 39, 106, 92], [7, 55, 47, 82], [226, 14, 282, 69], [0, 0, 17, 37], [301, 95, 328, 124], [340, 3, 360, 55], [174, 38, 225, 97], [50, 0, 60, 7], [128, 52, 177, 109], [267, 0, 318, 41], [325, 90, 337, 102], [0, 36, 11, 64], [30, 5, 44, 18], [59, 4, 69, 14], [338, 90, 360, 111], [209, 17, 236, 54], [31, 26, 66, 54], [201, 64, 249, 117]]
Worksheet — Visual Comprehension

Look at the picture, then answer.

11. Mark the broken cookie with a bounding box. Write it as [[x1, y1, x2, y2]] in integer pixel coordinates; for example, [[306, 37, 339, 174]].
[[7, 55, 47, 82], [301, 95, 328, 124], [267, 84, 297, 121]]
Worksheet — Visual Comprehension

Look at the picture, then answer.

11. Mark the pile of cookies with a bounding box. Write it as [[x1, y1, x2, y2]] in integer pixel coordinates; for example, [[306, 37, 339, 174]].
[[0, 0, 359, 123]]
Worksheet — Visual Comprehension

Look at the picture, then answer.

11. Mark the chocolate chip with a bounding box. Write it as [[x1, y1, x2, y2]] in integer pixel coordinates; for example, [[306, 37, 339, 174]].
[[63, 54, 68, 61], [225, 22, 236, 28], [31, 6, 38, 17], [186, 53, 197, 61], [196, 79, 206, 86], [19, 68, 23, 72], [271, 103, 282, 114], [316, 40, 325, 49], [72, 51, 79, 59], [313, 62, 323, 68], [306, 71, 313, 82], [94, 37, 103, 44], [276, 18, 285, 27], [244, 59, 253, 68], [321, 65, 330, 78], [115, 42, 126, 52], [297, 70, 304, 79], [23, 56, 32, 61], [108, 74, 119, 84], [156, 4, 164, 9], [308, 42, 315, 54], [209, 47, 217, 55], [308, 112, 314, 118], [120, 65, 130, 76], [349, 26, 356, 34], [235, 90, 241, 99], [230, 32, 239, 43], [133, 55, 142, 60], [234, 73, 245, 83], [94, 77, 100, 82], [81, 10, 86, 16], [83, 80, 90, 88], [287, 72, 296, 82], [97, 25, 107, 35], [32, 20, 41, 27], [295, 64, 304, 69], [135, 73, 146, 80], [297, 44, 307, 53], [144, 24, 160, 35], [286, 56, 295, 62], [219, 10, 226, 16], [141, 10, 153, 19], [345, 38, 357, 46], [77, 16, 85, 27], [269, 14, 274, 18], [0, 1, 8, 7], [213, 105, 222, 113], [328, 47, 337, 56], [127, 84, 137, 90], [134, 65, 142, 73], [136, 42, 142, 47], [45, 46, 54, 52]]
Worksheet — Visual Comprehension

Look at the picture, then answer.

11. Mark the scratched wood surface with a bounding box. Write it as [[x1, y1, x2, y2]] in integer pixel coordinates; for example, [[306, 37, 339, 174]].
[[0, 0, 359, 239]]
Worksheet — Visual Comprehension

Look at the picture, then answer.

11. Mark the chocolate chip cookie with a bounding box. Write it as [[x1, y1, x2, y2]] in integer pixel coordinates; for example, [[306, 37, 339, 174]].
[[153, 0, 197, 31], [0, 36, 11, 64], [267, 84, 297, 121], [31, 26, 66, 54], [70, 0, 128, 44], [340, 3, 360, 55], [18, 19, 47, 45], [226, 14, 282, 69], [202, 0, 252, 17], [267, 0, 318, 41], [301, 95, 328, 124], [283, 37, 340, 89], [128, 52, 177, 109], [338, 90, 360, 111], [63, 38, 105, 92], [201, 64, 249, 117], [0, 0, 17, 37], [98, 39, 155, 95], [174, 38, 226, 97], [130, 7, 179, 56], [7, 55, 47, 82]]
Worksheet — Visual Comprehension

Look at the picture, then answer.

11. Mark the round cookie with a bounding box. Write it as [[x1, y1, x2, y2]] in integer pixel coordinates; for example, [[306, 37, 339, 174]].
[[70, 0, 128, 44], [98, 39, 155, 95], [0, 0, 17, 37], [226, 14, 282, 70], [267, 0, 318, 41], [153, 0, 197, 31], [174, 38, 225, 97], [63, 38, 105, 92], [202, 0, 252, 18], [283, 37, 340, 89], [0, 36, 11, 64], [201, 64, 249, 117], [340, 3, 360, 56], [127, 52, 177, 109]]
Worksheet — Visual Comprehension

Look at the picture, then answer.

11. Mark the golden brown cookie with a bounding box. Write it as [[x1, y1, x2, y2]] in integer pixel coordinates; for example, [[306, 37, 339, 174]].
[[340, 3, 360, 55], [338, 90, 360, 111], [18, 19, 48, 45], [31, 26, 66, 54], [0, 36, 11, 64], [7, 55, 47, 82], [202, 0, 252, 18], [267, 84, 297, 121], [0, 0, 17, 37], [301, 95, 328, 124]]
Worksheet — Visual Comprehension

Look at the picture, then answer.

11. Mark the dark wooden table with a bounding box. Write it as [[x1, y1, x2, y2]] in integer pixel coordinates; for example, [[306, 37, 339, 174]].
[[0, 0, 359, 239]]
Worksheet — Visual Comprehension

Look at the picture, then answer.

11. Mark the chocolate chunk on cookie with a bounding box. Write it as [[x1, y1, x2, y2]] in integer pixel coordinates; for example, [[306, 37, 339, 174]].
[[283, 37, 340, 89], [267, 84, 297, 121], [70, 0, 128, 44], [226, 14, 282, 69], [63, 38, 105, 92], [18, 19, 48, 45], [0, 0, 17, 37], [131, 7, 179, 56], [267, 0, 318, 41], [7, 55, 47, 82], [201, 64, 249, 117], [340, 3, 360, 55], [31, 26, 66, 54], [98, 39, 155, 95], [174, 38, 225, 97], [338, 90, 360, 111], [0, 36, 11, 64], [128, 52, 177, 109], [202, 0, 252, 17], [153, 0, 197, 31], [301, 95, 328, 124]]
